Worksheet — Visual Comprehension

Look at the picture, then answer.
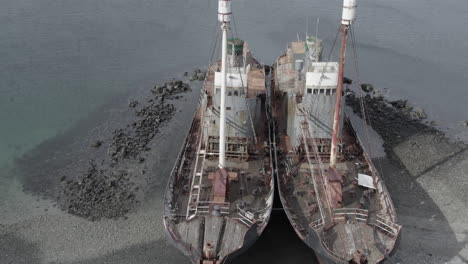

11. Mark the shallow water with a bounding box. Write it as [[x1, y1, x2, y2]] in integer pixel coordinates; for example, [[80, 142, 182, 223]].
[[1, 0, 467, 168], [1, 0, 467, 263]]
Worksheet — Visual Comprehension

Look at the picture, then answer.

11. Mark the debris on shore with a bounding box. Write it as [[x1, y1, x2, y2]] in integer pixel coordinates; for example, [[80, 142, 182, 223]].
[[347, 88, 434, 151], [189, 68, 207, 82], [62, 160, 137, 221], [346, 87, 466, 171], [61, 79, 192, 220], [19, 78, 194, 221]]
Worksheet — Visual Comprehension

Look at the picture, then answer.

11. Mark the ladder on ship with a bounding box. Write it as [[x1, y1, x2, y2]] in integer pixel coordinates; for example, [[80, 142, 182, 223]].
[[186, 115, 210, 220]]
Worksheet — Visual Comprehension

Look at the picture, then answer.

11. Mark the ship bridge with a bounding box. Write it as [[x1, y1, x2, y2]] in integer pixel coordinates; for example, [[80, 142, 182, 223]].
[[204, 40, 266, 159]]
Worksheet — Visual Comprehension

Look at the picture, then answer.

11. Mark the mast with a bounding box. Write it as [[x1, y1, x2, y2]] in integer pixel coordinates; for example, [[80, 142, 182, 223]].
[[218, 0, 231, 168], [330, 0, 357, 168]]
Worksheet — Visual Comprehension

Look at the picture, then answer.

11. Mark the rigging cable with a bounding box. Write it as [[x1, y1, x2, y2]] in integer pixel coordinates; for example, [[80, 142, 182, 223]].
[[349, 26, 387, 183]]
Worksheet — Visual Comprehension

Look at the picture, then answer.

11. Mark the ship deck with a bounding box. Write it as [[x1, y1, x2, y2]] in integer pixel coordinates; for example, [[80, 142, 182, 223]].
[[278, 123, 400, 263], [272, 42, 400, 262], [164, 56, 273, 263]]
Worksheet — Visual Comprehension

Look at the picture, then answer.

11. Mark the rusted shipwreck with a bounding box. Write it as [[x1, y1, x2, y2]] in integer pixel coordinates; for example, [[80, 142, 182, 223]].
[[271, 0, 401, 263], [163, 1, 274, 263]]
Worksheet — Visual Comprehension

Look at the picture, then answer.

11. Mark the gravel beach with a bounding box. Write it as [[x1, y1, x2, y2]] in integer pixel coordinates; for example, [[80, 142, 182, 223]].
[[1, 82, 467, 264]]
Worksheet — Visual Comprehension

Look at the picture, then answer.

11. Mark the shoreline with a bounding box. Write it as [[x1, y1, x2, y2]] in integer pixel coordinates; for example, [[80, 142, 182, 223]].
[[346, 86, 467, 264], [0, 81, 466, 263]]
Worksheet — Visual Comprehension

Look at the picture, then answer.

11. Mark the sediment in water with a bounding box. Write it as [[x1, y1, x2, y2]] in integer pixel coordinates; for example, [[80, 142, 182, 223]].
[[16, 77, 199, 221], [346, 87, 466, 168]]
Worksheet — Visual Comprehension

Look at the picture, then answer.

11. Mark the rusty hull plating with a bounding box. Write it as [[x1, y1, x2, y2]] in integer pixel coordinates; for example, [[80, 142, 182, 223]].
[[271, 34, 401, 263], [163, 41, 274, 263]]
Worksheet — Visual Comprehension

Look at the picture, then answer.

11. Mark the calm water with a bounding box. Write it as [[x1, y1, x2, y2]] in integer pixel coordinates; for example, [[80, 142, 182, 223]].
[[1, 0, 467, 169], [0, 0, 467, 262]]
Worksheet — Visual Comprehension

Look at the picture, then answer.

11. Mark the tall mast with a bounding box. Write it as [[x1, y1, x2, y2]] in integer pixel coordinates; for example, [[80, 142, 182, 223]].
[[330, 0, 357, 168], [218, 0, 231, 168]]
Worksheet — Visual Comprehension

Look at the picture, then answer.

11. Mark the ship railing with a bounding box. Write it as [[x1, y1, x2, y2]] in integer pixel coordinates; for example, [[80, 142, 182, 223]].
[[196, 201, 230, 216], [310, 217, 325, 230], [370, 214, 401, 239], [236, 206, 256, 227], [333, 208, 369, 223]]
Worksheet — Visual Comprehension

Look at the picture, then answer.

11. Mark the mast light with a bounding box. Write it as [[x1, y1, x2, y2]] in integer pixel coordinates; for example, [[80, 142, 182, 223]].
[[342, 0, 357, 26], [218, 0, 232, 23]]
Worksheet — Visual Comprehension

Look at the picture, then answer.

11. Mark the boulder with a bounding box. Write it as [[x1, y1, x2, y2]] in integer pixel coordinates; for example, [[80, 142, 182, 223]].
[[128, 100, 139, 108], [390, 99, 408, 109], [197, 72, 206, 81], [361, 83, 374, 93], [410, 107, 428, 120]]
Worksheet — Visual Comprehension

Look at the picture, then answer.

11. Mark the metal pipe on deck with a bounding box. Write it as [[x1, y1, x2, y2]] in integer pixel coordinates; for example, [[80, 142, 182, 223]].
[[330, 26, 348, 169], [218, 0, 231, 168]]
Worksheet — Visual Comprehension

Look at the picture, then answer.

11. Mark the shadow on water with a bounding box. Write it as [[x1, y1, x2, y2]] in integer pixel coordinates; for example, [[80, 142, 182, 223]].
[[10, 94, 465, 264], [232, 209, 319, 264], [67, 238, 187, 264], [65, 209, 319, 264], [378, 157, 466, 264], [8, 85, 465, 264], [347, 95, 466, 263]]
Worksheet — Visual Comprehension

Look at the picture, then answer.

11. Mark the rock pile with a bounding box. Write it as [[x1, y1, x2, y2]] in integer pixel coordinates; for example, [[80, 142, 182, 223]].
[[151, 80, 191, 99], [189, 69, 206, 81], [62, 160, 137, 221], [346, 90, 434, 155], [109, 102, 175, 163], [60, 79, 191, 221]]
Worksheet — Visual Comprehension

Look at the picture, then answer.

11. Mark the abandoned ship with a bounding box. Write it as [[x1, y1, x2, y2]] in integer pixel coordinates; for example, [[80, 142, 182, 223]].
[[271, 0, 401, 263], [163, 0, 274, 263]]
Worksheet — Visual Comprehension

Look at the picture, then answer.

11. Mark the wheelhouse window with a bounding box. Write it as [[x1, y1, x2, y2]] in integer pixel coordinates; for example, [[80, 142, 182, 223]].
[[307, 88, 312, 94]]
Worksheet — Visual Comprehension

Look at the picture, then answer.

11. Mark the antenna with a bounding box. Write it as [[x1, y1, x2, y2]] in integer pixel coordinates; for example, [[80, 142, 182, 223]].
[[315, 17, 320, 38], [306, 17, 309, 38]]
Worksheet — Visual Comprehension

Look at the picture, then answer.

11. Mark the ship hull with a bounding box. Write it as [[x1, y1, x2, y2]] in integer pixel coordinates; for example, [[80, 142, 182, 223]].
[[273, 116, 401, 264], [270, 36, 401, 262], [164, 52, 274, 263], [163, 101, 274, 263], [164, 221, 265, 264]]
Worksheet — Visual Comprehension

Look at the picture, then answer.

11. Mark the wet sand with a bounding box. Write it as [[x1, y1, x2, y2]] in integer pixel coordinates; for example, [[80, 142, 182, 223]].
[[347, 91, 468, 264], [1, 82, 467, 264]]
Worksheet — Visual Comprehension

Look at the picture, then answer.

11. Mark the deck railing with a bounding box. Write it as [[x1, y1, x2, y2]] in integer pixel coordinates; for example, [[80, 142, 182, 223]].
[[333, 208, 369, 223], [196, 201, 230, 216], [236, 206, 255, 227], [370, 214, 401, 239]]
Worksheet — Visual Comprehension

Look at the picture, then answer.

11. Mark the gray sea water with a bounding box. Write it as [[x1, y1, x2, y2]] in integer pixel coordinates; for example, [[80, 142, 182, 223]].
[[1, 0, 467, 263], [1, 0, 467, 170]]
